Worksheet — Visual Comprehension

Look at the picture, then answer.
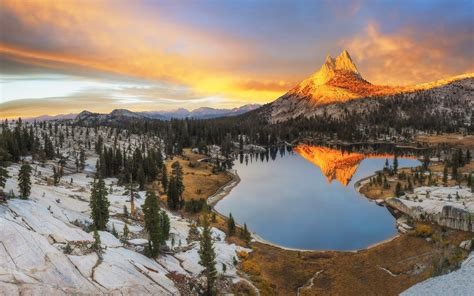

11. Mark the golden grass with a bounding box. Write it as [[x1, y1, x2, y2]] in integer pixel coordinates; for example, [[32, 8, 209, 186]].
[[242, 226, 472, 296], [164, 149, 232, 202], [415, 134, 474, 148]]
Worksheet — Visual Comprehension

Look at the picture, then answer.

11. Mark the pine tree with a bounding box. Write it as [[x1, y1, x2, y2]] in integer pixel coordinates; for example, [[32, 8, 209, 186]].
[[227, 213, 236, 236], [89, 177, 110, 231], [52, 166, 61, 186], [443, 166, 448, 185], [471, 176, 474, 194], [199, 213, 217, 296], [136, 165, 146, 190], [143, 190, 163, 257], [0, 166, 9, 189], [92, 228, 101, 251], [161, 165, 168, 192], [243, 223, 251, 245], [79, 149, 86, 170], [383, 176, 389, 189], [18, 163, 32, 199], [393, 156, 398, 173], [171, 161, 185, 208], [123, 223, 130, 239], [161, 211, 170, 241], [123, 204, 129, 217], [167, 177, 178, 210], [395, 182, 403, 197], [112, 224, 118, 238]]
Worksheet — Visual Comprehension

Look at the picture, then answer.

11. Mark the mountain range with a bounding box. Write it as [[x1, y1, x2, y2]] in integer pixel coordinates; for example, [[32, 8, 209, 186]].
[[140, 104, 260, 120], [26, 104, 260, 123]]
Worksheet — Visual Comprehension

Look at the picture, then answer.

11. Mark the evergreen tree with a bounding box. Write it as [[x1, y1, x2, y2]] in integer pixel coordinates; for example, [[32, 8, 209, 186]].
[[471, 176, 474, 194], [123, 204, 129, 217], [112, 224, 118, 238], [161, 211, 170, 241], [143, 190, 164, 257], [18, 163, 32, 199], [0, 166, 9, 189], [393, 156, 398, 173], [167, 177, 179, 210], [243, 223, 251, 245], [79, 149, 86, 170], [227, 213, 236, 236], [92, 228, 101, 251], [136, 165, 146, 190], [443, 166, 448, 185], [52, 166, 61, 186], [161, 165, 168, 192], [422, 154, 430, 171], [199, 213, 217, 296], [395, 182, 403, 197], [171, 161, 184, 208], [383, 175, 390, 189], [123, 223, 130, 239], [89, 177, 110, 230]]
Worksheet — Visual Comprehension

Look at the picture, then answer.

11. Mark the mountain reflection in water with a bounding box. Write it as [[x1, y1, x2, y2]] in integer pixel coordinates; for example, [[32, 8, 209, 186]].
[[294, 144, 417, 186], [218, 144, 422, 250]]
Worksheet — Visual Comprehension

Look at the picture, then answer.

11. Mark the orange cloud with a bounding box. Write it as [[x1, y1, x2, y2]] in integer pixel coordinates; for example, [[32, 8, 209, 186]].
[[343, 21, 474, 85], [0, 0, 283, 104]]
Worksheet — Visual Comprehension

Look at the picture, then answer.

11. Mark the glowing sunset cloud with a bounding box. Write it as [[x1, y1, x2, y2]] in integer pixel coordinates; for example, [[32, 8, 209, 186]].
[[1, 0, 473, 118]]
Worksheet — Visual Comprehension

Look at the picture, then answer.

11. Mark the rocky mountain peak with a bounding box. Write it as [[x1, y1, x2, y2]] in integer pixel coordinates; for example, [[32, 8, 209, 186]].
[[334, 50, 359, 74], [305, 50, 362, 86]]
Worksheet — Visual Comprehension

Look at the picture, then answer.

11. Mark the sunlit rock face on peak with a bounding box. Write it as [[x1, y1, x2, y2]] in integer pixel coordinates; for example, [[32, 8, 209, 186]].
[[269, 50, 474, 122], [316, 50, 361, 84], [289, 50, 368, 96]]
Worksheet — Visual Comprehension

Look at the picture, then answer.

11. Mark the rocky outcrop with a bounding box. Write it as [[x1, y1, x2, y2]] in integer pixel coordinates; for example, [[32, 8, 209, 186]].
[[437, 206, 473, 232], [386, 198, 473, 232]]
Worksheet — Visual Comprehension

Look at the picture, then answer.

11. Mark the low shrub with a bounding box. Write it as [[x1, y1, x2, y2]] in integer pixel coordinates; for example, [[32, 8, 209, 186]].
[[414, 224, 433, 237]]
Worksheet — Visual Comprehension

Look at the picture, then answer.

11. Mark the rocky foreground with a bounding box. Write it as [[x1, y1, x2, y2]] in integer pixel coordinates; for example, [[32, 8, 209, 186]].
[[0, 160, 250, 295]]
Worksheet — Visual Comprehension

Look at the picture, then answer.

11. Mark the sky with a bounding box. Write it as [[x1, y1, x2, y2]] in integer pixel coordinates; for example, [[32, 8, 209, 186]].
[[1, 0, 473, 119]]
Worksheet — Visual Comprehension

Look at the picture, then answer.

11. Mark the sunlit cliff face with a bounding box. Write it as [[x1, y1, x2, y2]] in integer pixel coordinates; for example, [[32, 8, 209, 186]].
[[294, 144, 415, 186], [285, 50, 474, 107]]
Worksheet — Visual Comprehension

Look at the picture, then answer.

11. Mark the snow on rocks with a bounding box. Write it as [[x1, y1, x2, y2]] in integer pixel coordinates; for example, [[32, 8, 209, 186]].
[[401, 252, 474, 296], [0, 125, 253, 294], [175, 226, 251, 277], [127, 238, 149, 246], [388, 186, 474, 232], [94, 247, 178, 295], [97, 231, 122, 248], [0, 209, 99, 294], [68, 253, 99, 278], [8, 199, 93, 242]]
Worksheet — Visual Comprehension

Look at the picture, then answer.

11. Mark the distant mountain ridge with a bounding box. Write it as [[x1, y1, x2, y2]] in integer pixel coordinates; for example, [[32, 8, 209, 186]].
[[25, 104, 260, 122], [140, 104, 260, 120]]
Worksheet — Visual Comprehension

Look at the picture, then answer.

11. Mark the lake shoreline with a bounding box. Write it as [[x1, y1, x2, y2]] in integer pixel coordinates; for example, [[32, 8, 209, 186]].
[[209, 157, 409, 253]]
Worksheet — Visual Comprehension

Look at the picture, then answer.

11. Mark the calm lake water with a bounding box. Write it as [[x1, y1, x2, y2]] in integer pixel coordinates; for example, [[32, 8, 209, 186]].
[[215, 146, 420, 250]]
